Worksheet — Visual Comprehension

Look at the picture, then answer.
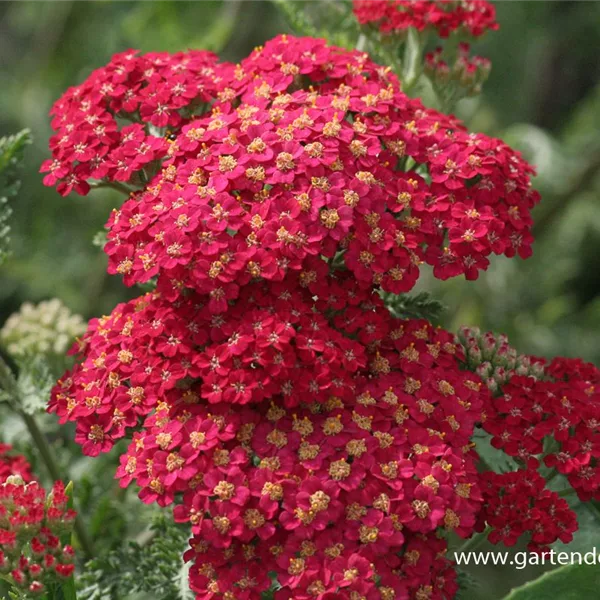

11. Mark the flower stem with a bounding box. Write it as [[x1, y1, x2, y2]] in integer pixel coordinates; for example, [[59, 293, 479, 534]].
[[21, 412, 94, 558], [356, 33, 367, 52], [89, 180, 133, 196], [0, 355, 94, 558]]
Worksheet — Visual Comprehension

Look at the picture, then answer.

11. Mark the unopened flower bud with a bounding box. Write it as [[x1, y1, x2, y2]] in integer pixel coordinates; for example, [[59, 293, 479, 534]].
[[29, 581, 45, 595]]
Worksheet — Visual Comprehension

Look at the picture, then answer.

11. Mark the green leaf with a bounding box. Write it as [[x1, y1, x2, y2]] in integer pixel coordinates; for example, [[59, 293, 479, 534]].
[[15, 356, 55, 415], [0, 129, 32, 266], [176, 561, 193, 600], [501, 563, 600, 600], [0, 130, 32, 180], [473, 430, 519, 474], [77, 513, 191, 600], [382, 291, 446, 322], [58, 578, 78, 600], [136, 278, 157, 293], [455, 568, 480, 600], [272, 0, 359, 48], [42, 580, 77, 600], [272, 0, 320, 37]]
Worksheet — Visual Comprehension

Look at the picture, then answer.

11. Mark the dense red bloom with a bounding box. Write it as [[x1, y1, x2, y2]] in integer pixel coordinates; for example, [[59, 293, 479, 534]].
[[50, 271, 487, 597], [481, 356, 600, 501], [480, 469, 578, 552], [98, 36, 539, 298], [44, 34, 591, 600], [0, 478, 76, 595], [353, 0, 498, 38], [41, 49, 231, 196]]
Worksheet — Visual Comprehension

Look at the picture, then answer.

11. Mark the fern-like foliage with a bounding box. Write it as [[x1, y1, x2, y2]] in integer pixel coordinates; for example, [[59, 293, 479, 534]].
[[382, 291, 446, 322], [78, 514, 191, 600], [15, 356, 55, 415], [0, 129, 32, 266]]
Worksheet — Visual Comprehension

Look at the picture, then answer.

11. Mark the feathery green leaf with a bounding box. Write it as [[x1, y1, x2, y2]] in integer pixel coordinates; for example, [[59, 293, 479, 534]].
[[0, 129, 32, 266]]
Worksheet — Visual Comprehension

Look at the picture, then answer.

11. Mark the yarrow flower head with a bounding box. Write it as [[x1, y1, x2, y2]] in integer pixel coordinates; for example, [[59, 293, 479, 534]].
[[0, 477, 76, 597], [482, 355, 600, 502], [89, 35, 540, 300], [40, 49, 232, 196], [0, 299, 86, 362], [353, 0, 498, 38], [41, 34, 574, 600], [50, 271, 488, 598], [480, 469, 577, 552]]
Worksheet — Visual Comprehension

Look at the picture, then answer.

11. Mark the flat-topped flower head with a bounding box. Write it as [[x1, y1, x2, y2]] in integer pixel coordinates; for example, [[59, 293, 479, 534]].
[[92, 36, 540, 299], [41, 49, 232, 196], [353, 0, 498, 38], [482, 355, 600, 501], [41, 34, 564, 600], [49, 271, 488, 596], [480, 469, 577, 552]]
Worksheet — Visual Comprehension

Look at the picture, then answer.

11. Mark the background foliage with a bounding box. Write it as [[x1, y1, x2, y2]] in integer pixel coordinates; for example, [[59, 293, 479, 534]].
[[0, 2, 599, 599]]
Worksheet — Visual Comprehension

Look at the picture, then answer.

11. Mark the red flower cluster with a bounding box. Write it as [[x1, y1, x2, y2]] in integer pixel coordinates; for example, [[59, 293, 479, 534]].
[[353, 0, 498, 38], [96, 36, 539, 299], [484, 356, 600, 502], [44, 35, 581, 600], [0, 444, 32, 484], [480, 470, 577, 552], [0, 478, 76, 596], [51, 270, 488, 599], [41, 49, 230, 196]]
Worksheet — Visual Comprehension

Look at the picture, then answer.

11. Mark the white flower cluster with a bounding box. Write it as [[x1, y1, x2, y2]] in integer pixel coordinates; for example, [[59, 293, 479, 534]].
[[0, 299, 85, 359]]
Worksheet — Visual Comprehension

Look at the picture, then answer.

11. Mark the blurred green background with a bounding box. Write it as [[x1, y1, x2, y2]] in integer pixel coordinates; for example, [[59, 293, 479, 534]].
[[0, 0, 598, 362], [0, 2, 599, 598]]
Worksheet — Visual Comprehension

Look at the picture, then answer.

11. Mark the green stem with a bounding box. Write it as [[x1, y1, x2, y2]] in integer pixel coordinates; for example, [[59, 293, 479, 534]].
[[402, 28, 425, 93], [356, 33, 367, 52], [22, 413, 62, 482], [0, 355, 94, 559], [89, 180, 133, 196]]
